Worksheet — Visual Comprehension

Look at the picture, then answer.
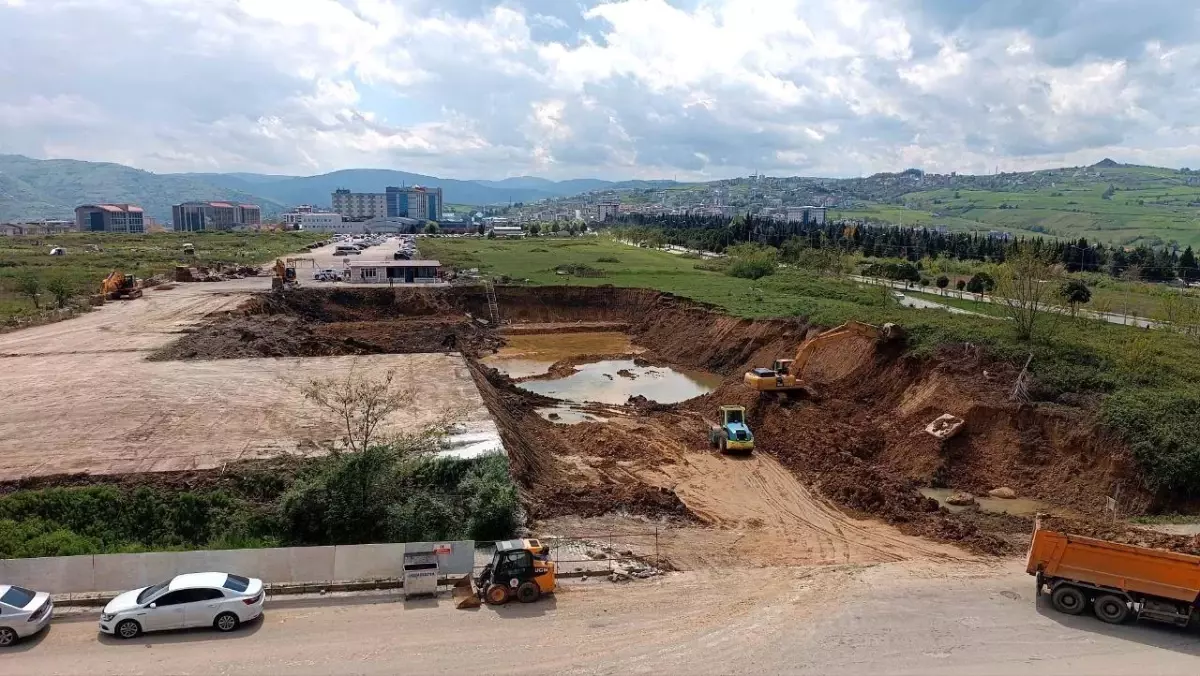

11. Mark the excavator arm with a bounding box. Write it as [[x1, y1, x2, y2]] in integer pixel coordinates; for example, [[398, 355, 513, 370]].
[[790, 321, 883, 375]]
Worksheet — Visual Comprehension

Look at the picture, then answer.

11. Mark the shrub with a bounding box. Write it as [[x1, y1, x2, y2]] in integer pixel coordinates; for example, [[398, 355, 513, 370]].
[[597, 257, 621, 263], [936, 275, 950, 289], [725, 243, 778, 280]]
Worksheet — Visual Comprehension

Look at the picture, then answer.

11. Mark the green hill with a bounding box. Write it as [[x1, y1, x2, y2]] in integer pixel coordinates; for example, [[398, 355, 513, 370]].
[[0, 155, 285, 222]]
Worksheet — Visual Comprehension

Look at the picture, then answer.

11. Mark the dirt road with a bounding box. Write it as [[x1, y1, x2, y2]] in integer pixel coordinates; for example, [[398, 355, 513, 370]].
[[9, 561, 1198, 675], [552, 408, 963, 569], [0, 259, 492, 477]]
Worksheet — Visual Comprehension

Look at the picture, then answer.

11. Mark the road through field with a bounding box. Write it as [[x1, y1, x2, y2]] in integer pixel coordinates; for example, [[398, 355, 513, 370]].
[[9, 561, 1199, 675]]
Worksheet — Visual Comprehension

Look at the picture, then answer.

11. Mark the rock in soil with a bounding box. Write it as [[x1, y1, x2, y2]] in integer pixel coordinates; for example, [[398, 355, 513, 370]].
[[988, 487, 1017, 499], [946, 492, 977, 507]]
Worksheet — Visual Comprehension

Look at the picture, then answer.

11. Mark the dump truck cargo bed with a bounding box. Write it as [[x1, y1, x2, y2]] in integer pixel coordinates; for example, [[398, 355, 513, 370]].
[[1027, 528, 1200, 603]]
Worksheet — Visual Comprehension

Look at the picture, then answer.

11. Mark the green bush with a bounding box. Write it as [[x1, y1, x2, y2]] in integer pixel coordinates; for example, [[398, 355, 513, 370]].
[[725, 244, 778, 280], [1103, 387, 1200, 495]]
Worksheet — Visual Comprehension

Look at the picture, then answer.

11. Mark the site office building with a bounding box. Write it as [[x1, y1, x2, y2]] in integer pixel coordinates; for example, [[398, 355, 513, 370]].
[[172, 202, 262, 231]]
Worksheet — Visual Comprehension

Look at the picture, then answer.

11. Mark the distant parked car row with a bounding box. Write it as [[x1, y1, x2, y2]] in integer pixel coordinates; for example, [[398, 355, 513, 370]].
[[1, 571, 263, 647]]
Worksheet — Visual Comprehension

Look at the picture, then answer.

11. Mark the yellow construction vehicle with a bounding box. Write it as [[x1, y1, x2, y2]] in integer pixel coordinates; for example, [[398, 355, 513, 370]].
[[100, 271, 143, 300], [272, 258, 298, 291], [470, 539, 556, 606], [744, 321, 904, 394]]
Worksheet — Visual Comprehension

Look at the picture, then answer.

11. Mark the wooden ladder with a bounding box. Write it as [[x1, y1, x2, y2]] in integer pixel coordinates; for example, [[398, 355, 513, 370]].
[[485, 281, 501, 325]]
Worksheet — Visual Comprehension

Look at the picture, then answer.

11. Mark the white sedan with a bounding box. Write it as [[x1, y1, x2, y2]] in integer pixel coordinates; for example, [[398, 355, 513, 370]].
[[100, 572, 264, 639], [0, 585, 53, 646]]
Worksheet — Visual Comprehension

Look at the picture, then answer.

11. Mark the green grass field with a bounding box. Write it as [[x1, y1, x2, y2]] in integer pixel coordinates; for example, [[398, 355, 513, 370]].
[[831, 173, 1200, 247], [0, 231, 325, 321], [422, 235, 1200, 497]]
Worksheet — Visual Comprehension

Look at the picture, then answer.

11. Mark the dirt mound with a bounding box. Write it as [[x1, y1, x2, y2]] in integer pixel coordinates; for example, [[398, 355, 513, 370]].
[[1040, 516, 1200, 556], [148, 316, 380, 361], [533, 484, 693, 521]]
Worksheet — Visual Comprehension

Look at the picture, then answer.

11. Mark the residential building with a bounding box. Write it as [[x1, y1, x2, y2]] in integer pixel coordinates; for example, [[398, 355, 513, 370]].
[[785, 206, 827, 225], [346, 260, 442, 284], [172, 202, 261, 232], [0, 223, 24, 236], [332, 189, 388, 220], [597, 202, 621, 221], [74, 204, 145, 233]]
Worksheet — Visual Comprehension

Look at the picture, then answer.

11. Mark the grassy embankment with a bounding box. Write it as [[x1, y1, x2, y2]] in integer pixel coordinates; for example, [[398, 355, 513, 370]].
[[0, 231, 326, 322], [423, 236, 1200, 501]]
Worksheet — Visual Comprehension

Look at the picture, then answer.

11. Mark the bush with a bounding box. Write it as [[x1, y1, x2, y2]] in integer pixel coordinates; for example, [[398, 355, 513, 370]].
[[727, 258, 776, 280], [725, 243, 778, 280], [936, 275, 950, 289], [597, 257, 621, 263], [1103, 387, 1200, 496]]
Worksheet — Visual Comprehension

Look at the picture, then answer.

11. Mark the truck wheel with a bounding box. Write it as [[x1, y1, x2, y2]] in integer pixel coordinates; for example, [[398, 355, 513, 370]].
[[1051, 585, 1087, 615], [1093, 594, 1130, 624], [516, 581, 541, 604], [719, 436, 727, 454]]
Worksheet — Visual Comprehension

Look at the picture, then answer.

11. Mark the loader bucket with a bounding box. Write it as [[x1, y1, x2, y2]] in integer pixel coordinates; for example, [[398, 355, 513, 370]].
[[452, 574, 480, 609]]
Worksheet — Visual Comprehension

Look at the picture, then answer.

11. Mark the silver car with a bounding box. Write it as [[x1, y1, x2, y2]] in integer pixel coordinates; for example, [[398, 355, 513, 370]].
[[100, 572, 264, 639], [0, 585, 53, 646]]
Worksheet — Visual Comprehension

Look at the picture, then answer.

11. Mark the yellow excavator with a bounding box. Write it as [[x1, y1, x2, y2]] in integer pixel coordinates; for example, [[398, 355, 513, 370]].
[[100, 271, 143, 301], [743, 321, 904, 395], [272, 258, 298, 291]]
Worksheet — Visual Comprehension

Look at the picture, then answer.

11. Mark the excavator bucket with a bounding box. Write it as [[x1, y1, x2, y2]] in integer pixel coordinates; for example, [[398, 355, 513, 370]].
[[452, 574, 480, 609]]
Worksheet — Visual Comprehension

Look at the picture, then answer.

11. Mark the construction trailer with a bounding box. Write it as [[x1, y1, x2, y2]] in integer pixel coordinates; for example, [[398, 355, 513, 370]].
[[346, 260, 442, 284]]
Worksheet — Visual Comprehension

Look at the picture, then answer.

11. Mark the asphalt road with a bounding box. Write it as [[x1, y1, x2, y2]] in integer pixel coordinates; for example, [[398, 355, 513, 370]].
[[10, 561, 1199, 675]]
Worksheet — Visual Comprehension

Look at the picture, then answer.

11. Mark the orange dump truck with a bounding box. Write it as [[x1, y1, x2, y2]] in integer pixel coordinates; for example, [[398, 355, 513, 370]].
[[1027, 519, 1200, 627]]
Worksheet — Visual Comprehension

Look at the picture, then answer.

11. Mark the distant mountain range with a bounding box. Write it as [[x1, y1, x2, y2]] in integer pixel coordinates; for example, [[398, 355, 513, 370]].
[[0, 154, 672, 222]]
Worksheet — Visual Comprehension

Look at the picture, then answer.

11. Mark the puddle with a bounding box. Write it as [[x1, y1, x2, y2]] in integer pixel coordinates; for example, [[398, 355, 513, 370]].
[[482, 332, 641, 378], [536, 406, 610, 425], [520, 359, 724, 405], [920, 488, 1067, 517]]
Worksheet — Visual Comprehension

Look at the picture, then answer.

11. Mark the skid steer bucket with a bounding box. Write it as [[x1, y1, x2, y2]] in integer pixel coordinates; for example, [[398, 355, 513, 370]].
[[452, 574, 480, 609]]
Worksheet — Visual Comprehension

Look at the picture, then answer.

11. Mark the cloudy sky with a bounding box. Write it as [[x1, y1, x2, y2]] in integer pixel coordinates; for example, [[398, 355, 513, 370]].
[[2, 0, 1199, 180]]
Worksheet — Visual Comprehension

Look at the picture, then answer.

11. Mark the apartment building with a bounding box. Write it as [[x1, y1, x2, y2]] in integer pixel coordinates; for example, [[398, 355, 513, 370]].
[[172, 202, 262, 232]]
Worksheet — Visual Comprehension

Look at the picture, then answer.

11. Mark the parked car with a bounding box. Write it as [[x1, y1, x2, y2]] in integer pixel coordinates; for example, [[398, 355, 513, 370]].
[[313, 269, 341, 282], [100, 572, 263, 639], [0, 585, 53, 646]]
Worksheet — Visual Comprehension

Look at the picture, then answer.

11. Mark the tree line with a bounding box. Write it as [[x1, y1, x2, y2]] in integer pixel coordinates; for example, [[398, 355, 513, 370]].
[[609, 214, 1200, 284]]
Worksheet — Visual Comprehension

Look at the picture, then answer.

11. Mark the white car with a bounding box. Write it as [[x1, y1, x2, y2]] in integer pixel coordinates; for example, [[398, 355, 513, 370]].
[[100, 572, 263, 639], [0, 585, 53, 646]]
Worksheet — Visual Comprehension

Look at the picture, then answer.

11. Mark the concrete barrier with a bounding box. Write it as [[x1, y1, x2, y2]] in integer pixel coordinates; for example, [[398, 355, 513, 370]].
[[0, 555, 95, 594], [332, 544, 404, 581], [0, 541, 473, 595]]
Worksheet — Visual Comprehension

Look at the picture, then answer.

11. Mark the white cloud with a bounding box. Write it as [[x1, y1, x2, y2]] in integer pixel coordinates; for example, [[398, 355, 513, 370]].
[[2, 0, 1200, 179]]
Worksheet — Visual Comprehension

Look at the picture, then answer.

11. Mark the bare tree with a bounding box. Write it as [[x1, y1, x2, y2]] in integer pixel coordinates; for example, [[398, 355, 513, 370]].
[[993, 245, 1062, 341], [300, 364, 417, 453]]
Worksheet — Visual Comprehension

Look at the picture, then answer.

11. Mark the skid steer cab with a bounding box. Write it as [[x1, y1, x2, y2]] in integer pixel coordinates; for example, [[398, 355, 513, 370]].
[[477, 539, 556, 606]]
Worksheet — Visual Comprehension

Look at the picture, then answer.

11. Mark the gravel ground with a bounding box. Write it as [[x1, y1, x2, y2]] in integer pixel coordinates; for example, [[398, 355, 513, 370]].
[[8, 560, 1199, 675]]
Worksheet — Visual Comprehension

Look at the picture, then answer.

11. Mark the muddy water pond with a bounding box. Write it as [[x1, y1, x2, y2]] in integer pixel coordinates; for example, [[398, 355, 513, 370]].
[[920, 488, 1070, 517], [481, 332, 640, 379], [521, 360, 724, 405]]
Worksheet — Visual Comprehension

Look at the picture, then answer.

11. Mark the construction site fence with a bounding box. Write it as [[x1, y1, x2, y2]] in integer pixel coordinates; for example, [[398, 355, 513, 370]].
[[474, 529, 664, 573], [0, 540, 475, 595]]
